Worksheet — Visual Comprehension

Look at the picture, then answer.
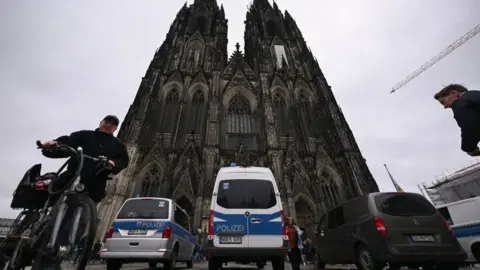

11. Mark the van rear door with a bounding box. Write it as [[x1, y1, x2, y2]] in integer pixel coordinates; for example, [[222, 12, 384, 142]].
[[110, 198, 170, 252], [245, 172, 283, 249], [372, 193, 458, 253], [212, 175, 249, 249]]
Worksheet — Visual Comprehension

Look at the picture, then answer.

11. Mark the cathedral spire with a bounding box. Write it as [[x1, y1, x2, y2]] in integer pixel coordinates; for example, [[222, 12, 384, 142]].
[[193, 0, 218, 10]]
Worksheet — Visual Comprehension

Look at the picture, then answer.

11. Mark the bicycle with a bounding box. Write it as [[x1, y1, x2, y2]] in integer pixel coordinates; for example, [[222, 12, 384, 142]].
[[0, 164, 59, 270], [29, 140, 110, 270]]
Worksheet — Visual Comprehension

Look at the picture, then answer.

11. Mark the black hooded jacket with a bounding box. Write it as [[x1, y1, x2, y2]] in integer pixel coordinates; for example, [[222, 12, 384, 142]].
[[43, 129, 129, 201], [451, 90, 480, 152]]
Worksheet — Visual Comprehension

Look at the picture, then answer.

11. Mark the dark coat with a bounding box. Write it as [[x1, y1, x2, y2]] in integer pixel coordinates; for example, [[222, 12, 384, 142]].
[[43, 128, 129, 201], [451, 90, 480, 152]]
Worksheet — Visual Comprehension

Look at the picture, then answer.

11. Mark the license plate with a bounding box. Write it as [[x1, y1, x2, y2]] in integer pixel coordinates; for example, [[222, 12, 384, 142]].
[[219, 236, 242, 244], [411, 235, 435, 242], [128, 229, 147, 236]]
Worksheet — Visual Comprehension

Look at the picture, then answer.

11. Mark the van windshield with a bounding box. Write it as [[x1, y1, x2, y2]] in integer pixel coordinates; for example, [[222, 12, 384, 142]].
[[117, 199, 170, 219], [217, 179, 276, 209], [374, 193, 436, 217]]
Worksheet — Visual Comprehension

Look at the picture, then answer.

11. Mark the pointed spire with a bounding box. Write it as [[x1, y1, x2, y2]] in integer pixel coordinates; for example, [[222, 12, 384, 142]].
[[193, 0, 218, 9]]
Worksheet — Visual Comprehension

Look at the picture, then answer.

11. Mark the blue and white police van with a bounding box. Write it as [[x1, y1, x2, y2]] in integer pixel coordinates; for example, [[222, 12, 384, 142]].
[[101, 197, 196, 270], [437, 197, 480, 263], [204, 165, 288, 270]]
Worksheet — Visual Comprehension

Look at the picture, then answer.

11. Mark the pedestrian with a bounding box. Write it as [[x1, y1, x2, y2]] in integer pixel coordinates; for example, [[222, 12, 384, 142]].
[[286, 217, 303, 270], [434, 84, 480, 156]]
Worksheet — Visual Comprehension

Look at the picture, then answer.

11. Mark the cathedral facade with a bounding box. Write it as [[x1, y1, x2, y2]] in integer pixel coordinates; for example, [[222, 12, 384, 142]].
[[96, 0, 379, 238]]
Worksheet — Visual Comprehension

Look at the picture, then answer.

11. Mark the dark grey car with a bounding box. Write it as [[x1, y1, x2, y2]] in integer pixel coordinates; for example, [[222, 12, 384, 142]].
[[313, 192, 466, 270]]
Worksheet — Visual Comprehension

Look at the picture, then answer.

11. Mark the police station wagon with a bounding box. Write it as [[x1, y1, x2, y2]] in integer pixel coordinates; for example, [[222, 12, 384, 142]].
[[101, 197, 196, 270], [204, 166, 288, 270]]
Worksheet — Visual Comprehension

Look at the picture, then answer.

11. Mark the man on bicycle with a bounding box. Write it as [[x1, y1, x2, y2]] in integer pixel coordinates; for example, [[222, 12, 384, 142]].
[[434, 84, 480, 156], [39, 114, 129, 269]]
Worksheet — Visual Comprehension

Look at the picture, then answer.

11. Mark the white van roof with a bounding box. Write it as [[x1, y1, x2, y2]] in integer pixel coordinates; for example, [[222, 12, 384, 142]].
[[124, 197, 173, 203], [217, 166, 274, 174]]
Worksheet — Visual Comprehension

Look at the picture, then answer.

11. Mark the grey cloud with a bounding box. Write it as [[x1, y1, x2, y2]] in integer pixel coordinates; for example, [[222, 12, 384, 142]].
[[0, 0, 479, 217]]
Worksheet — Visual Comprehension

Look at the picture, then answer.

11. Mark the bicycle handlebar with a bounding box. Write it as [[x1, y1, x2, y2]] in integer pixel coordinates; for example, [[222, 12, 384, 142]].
[[36, 140, 111, 195]]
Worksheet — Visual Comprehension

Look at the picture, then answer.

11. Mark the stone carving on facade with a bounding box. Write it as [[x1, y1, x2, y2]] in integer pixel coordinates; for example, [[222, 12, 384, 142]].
[[96, 0, 379, 239]]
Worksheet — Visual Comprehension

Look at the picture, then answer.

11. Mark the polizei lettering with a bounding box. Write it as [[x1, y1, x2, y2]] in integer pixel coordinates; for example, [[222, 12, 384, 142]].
[[216, 224, 244, 232], [136, 221, 165, 228]]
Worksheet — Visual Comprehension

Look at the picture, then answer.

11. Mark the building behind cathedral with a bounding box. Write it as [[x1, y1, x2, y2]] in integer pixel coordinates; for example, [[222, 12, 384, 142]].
[[96, 0, 379, 238]]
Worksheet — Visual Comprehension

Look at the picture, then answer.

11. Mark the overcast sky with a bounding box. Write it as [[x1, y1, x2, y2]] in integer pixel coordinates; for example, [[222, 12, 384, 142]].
[[0, 0, 479, 218]]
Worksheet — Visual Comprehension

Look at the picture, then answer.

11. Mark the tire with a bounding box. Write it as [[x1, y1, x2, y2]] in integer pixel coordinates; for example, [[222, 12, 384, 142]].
[[7, 238, 28, 270], [356, 244, 383, 270], [186, 252, 194, 268], [272, 256, 285, 270], [208, 256, 219, 270], [106, 260, 122, 270], [164, 245, 178, 270], [31, 195, 97, 270], [257, 262, 265, 269], [148, 260, 157, 269]]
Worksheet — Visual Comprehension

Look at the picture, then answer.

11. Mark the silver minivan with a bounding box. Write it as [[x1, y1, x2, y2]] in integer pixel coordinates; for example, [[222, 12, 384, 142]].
[[101, 197, 196, 270]]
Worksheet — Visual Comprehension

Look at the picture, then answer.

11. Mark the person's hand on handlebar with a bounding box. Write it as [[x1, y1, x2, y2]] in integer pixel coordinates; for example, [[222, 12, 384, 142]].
[[106, 160, 115, 170], [41, 140, 58, 151]]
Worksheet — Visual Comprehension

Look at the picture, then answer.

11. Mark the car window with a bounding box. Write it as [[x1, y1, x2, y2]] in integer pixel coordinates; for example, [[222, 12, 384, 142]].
[[374, 193, 436, 217], [117, 199, 169, 219], [327, 206, 345, 229], [437, 207, 454, 225], [174, 204, 191, 231], [216, 179, 276, 209]]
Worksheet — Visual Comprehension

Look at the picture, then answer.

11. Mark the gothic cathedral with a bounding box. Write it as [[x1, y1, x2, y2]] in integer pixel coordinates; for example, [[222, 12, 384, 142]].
[[96, 0, 379, 238]]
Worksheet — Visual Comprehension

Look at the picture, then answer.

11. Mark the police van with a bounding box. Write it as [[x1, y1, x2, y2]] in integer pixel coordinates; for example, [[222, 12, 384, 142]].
[[101, 197, 196, 270], [204, 165, 288, 270], [436, 197, 480, 263]]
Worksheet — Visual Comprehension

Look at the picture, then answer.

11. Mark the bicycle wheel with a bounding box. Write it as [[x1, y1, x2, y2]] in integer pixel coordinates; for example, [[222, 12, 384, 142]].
[[32, 195, 97, 270]]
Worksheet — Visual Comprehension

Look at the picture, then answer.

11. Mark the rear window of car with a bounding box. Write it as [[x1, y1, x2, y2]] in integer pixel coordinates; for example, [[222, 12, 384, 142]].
[[216, 179, 277, 209], [117, 199, 170, 219], [374, 193, 436, 217]]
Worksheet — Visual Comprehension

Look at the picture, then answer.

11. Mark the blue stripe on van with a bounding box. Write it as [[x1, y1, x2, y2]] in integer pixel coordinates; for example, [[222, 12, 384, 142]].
[[213, 211, 283, 236], [452, 223, 480, 238], [111, 220, 196, 244]]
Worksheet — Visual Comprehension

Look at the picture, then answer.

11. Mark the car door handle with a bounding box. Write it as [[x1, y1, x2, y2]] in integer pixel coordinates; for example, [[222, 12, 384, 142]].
[[250, 218, 261, 223]]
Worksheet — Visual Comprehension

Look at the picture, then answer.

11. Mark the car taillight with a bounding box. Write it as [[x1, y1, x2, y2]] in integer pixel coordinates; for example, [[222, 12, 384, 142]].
[[280, 210, 287, 236], [162, 226, 171, 238], [107, 226, 114, 238], [374, 216, 387, 234], [442, 218, 453, 235], [208, 210, 214, 236]]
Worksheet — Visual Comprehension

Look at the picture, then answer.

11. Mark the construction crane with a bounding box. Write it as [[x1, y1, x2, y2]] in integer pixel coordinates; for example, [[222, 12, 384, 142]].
[[390, 23, 480, 94]]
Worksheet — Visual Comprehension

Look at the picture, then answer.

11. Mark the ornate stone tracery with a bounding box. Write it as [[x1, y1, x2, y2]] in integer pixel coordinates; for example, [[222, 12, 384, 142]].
[[95, 0, 378, 240]]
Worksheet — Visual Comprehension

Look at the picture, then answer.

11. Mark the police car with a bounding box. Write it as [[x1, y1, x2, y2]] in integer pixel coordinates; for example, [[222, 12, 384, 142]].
[[204, 164, 288, 270]]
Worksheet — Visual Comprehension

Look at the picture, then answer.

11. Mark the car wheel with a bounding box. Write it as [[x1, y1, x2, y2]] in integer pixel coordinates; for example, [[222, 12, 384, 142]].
[[272, 256, 285, 270], [208, 256, 220, 270], [356, 244, 383, 270], [106, 260, 122, 270], [164, 246, 178, 270], [148, 260, 157, 269]]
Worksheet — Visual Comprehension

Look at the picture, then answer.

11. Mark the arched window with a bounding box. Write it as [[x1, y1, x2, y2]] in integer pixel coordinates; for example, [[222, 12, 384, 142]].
[[321, 171, 341, 209], [161, 89, 180, 133], [141, 167, 162, 197], [188, 90, 206, 133], [226, 94, 253, 134], [266, 20, 276, 37], [273, 93, 294, 135], [297, 94, 313, 137]]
